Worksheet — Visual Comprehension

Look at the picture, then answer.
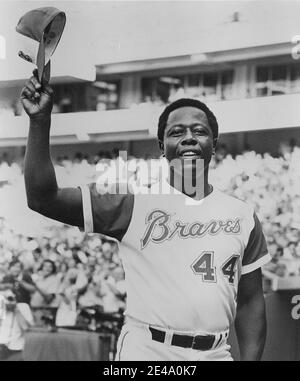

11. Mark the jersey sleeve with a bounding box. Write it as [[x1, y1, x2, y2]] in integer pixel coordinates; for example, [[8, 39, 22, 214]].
[[79, 182, 134, 242], [241, 212, 271, 275]]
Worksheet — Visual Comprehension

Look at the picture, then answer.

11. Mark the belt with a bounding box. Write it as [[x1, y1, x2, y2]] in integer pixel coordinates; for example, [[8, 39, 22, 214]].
[[149, 327, 216, 351]]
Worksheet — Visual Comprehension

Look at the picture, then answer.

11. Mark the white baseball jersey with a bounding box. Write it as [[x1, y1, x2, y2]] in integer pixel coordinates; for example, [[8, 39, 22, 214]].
[[80, 179, 271, 334]]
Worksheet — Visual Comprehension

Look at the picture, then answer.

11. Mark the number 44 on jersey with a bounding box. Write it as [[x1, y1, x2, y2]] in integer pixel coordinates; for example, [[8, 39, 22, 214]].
[[191, 251, 239, 284]]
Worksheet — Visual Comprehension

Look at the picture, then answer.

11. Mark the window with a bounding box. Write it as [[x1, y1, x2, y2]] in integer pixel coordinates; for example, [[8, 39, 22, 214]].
[[221, 70, 234, 100], [255, 64, 300, 97], [93, 81, 120, 110], [50, 80, 120, 113], [185, 70, 234, 101], [186, 74, 201, 98], [202, 72, 218, 100], [256, 66, 269, 96], [52, 83, 86, 113], [290, 64, 300, 93], [141, 70, 234, 105], [271, 65, 288, 95], [141, 76, 184, 104]]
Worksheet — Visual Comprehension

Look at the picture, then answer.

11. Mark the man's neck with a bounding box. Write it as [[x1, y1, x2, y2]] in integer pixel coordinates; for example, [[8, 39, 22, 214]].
[[167, 169, 212, 200]]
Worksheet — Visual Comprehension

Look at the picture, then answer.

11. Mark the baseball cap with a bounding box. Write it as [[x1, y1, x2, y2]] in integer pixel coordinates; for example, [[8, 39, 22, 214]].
[[16, 7, 66, 84]]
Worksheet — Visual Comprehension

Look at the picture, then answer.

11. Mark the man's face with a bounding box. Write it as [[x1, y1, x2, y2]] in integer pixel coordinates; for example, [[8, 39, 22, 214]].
[[42, 262, 54, 277], [10, 263, 22, 278], [161, 107, 215, 166]]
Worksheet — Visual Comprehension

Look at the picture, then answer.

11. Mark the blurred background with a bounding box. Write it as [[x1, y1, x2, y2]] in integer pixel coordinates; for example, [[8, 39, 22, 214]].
[[0, 0, 300, 361]]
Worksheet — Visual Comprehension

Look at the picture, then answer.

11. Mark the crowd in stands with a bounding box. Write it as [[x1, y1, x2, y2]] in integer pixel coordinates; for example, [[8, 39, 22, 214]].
[[0, 222, 126, 327], [0, 142, 300, 329], [210, 144, 300, 279]]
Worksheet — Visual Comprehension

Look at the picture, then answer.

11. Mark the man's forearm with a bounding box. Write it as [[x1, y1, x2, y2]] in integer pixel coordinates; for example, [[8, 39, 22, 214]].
[[22, 77, 84, 227], [235, 295, 267, 361], [19, 281, 36, 293], [24, 116, 58, 210]]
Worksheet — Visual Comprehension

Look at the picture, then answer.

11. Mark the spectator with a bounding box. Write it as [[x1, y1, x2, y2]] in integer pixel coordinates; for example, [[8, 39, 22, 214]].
[[30, 260, 59, 309], [100, 266, 126, 314], [55, 269, 78, 327], [0, 260, 35, 304], [56, 261, 69, 282], [0, 290, 33, 361], [101, 242, 113, 261], [78, 278, 103, 309]]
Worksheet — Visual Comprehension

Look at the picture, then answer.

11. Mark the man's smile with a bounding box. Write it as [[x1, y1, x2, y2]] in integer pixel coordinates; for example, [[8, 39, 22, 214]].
[[178, 148, 202, 159]]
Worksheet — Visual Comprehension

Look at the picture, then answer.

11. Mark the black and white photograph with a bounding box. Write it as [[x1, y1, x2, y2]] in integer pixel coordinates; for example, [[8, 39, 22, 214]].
[[0, 0, 299, 363]]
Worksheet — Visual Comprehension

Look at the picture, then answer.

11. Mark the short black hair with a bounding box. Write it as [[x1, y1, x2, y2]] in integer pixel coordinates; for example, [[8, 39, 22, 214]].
[[40, 259, 57, 274], [157, 98, 219, 144]]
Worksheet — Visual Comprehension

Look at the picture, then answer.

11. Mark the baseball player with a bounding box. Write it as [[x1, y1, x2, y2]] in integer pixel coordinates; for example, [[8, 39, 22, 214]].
[[21, 71, 270, 361]]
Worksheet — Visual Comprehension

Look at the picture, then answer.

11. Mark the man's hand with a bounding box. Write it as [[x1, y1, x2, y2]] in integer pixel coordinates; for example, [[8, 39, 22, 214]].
[[21, 69, 53, 120]]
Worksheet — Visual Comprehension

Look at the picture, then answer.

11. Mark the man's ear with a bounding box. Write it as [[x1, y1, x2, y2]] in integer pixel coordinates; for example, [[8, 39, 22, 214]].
[[159, 140, 164, 154]]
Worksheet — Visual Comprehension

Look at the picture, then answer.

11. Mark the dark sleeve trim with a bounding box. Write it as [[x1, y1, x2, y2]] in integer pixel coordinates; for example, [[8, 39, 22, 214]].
[[242, 212, 268, 269], [89, 183, 134, 242], [241, 253, 271, 275]]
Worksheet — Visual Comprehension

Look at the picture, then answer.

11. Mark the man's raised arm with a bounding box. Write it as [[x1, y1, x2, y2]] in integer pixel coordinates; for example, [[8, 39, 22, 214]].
[[21, 69, 83, 228]]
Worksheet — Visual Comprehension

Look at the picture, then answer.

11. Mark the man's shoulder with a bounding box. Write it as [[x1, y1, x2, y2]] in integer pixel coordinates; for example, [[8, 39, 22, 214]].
[[214, 189, 254, 215]]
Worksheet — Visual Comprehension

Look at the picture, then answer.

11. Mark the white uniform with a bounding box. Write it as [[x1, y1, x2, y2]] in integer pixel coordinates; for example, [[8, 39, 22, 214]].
[[80, 179, 271, 361]]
